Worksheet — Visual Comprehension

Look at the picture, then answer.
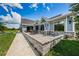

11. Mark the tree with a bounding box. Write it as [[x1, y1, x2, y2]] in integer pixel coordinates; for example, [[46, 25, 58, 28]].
[[0, 23, 4, 32], [0, 23, 7, 32], [70, 4, 79, 31], [74, 16, 79, 22], [11, 28, 16, 30], [70, 4, 79, 12], [75, 23, 79, 31], [73, 16, 79, 31], [40, 17, 46, 23]]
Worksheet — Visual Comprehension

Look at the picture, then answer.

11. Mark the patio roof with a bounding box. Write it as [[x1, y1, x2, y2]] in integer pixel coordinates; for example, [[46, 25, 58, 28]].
[[21, 18, 35, 26], [21, 12, 76, 26], [47, 12, 76, 23]]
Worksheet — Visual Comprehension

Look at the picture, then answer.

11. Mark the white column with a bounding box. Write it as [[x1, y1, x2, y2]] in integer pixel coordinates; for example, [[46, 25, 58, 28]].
[[38, 25, 41, 33], [52, 24, 54, 32], [39, 25, 41, 30], [72, 16, 76, 38], [44, 23, 46, 31], [33, 25, 35, 31], [64, 16, 67, 32], [44, 23, 48, 35], [26, 26, 27, 32], [72, 16, 75, 32], [47, 23, 50, 31]]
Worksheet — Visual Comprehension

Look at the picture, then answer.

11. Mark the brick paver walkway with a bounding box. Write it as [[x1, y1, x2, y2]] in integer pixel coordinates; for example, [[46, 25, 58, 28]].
[[6, 32, 36, 56]]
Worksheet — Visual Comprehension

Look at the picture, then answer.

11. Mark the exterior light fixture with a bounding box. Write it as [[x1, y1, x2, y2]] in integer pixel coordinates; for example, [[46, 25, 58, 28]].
[[69, 20, 72, 24]]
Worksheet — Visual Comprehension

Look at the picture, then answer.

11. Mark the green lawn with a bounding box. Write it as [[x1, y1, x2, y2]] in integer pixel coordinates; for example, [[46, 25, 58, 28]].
[[45, 40, 79, 56], [0, 30, 17, 56]]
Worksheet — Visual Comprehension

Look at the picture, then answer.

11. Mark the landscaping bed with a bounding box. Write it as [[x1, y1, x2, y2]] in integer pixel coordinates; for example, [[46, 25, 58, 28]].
[[0, 30, 17, 55], [45, 40, 79, 56]]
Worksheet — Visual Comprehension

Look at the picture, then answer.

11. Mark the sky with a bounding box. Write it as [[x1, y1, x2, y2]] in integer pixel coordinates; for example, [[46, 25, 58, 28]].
[[0, 3, 70, 28]]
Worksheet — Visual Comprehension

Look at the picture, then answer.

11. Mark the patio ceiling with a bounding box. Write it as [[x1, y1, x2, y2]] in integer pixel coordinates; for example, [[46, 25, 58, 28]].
[[49, 16, 66, 24]]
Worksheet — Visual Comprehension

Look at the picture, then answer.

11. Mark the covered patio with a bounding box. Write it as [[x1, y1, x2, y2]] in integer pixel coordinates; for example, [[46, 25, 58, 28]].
[[30, 12, 75, 37], [21, 12, 76, 37]]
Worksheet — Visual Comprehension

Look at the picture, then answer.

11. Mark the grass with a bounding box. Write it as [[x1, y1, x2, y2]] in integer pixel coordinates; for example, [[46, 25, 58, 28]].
[[45, 40, 79, 56], [0, 30, 17, 56]]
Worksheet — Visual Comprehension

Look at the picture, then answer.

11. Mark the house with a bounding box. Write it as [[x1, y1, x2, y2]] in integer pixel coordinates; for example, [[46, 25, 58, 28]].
[[21, 12, 76, 37], [21, 12, 77, 55]]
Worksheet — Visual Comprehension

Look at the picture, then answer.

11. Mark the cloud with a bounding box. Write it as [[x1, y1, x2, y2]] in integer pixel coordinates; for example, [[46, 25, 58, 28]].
[[0, 11, 21, 24], [0, 3, 23, 24], [47, 6, 50, 11], [30, 3, 38, 8], [42, 3, 50, 11], [43, 3, 46, 7], [0, 3, 23, 29], [7, 3, 23, 9], [29, 3, 50, 11], [0, 3, 23, 12], [29, 3, 38, 11], [4, 14, 12, 21], [11, 11, 21, 24], [0, 4, 8, 12], [0, 14, 13, 23]]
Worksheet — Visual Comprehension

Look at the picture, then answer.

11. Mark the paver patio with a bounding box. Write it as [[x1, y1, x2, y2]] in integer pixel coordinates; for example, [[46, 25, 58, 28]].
[[24, 32, 64, 44], [6, 32, 36, 56], [24, 32, 64, 55]]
